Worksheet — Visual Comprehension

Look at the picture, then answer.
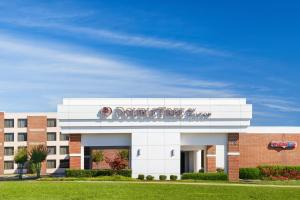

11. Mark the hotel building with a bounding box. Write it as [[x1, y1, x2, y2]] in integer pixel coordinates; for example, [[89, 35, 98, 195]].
[[0, 98, 300, 181]]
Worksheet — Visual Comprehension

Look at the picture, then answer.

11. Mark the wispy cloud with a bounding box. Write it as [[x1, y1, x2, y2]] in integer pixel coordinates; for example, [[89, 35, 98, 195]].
[[0, 2, 230, 57], [0, 33, 235, 111]]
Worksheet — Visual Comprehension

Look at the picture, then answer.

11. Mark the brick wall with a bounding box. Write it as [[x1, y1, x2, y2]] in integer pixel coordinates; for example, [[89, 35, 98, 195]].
[[69, 134, 81, 169], [206, 145, 216, 172], [27, 116, 47, 175], [228, 133, 240, 182], [240, 134, 300, 167], [0, 112, 4, 175]]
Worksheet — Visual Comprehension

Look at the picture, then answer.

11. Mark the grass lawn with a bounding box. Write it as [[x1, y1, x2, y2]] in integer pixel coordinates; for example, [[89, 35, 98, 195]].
[[0, 181, 300, 200]]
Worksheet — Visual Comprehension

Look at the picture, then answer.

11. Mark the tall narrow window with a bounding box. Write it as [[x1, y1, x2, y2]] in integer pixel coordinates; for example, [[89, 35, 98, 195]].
[[60, 133, 69, 141]]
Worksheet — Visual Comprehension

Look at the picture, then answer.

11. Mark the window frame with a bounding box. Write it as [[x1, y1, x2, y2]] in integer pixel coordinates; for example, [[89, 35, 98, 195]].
[[46, 160, 56, 169], [4, 147, 14, 156], [59, 146, 69, 155], [4, 161, 14, 170], [17, 132, 27, 142], [47, 119, 57, 127], [18, 119, 28, 128], [47, 132, 57, 141], [4, 119, 14, 128], [47, 146, 57, 155]]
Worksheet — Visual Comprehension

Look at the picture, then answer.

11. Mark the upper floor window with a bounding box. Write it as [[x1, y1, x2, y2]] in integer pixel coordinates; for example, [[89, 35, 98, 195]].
[[47, 119, 56, 127], [4, 133, 14, 142], [47, 132, 56, 141], [18, 119, 27, 128], [18, 133, 27, 142], [4, 147, 14, 156], [4, 119, 14, 128], [60, 133, 69, 141]]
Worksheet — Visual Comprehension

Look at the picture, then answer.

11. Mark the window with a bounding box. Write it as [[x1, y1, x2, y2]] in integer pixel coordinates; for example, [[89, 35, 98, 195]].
[[18, 119, 27, 128], [47, 160, 56, 169], [59, 159, 69, 168], [60, 146, 69, 155], [47, 132, 56, 141], [4, 161, 14, 170], [18, 133, 27, 142], [4, 147, 14, 156], [60, 133, 69, 141], [47, 146, 56, 155], [4, 133, 14, 142], [4, 119, 14, 128], [47, 119, 56, 127]]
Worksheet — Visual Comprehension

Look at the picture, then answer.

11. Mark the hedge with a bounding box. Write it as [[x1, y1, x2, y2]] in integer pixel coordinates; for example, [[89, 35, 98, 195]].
[[65, 169, 132, 177], [258, 165, 300, 179], [181, 172, 228, 180], [239, 168, 261, 179]]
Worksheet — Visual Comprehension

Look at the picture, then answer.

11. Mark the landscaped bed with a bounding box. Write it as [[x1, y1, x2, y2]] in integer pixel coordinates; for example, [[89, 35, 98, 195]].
[[0, 181, 300, 200]]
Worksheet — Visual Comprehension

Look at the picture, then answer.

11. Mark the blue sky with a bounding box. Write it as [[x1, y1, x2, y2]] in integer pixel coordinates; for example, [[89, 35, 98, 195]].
[[0, 0, 299, 125]]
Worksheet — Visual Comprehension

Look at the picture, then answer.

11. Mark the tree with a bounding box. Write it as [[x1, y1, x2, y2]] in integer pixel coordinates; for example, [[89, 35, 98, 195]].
[[14, 148, 28, 180], [29, 145, 48, 178], [118, 150, 129, 161], [91, 150, 104, 169]]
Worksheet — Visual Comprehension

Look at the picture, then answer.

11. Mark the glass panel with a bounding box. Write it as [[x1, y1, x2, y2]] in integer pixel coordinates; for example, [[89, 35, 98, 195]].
[[59, 146, 69, 155], [4, 161, 14, 170], [18, 133, 27, 141], [4, 147, 14, 156], [18, 119, 27, 128], [4, 133, 14, 142], [47, 132, 56, 141], [47, 160, 56, 169], [47, 146, 56, 155], [4, 119, 14, 128], [60, 133, 69, 141], [59, 159, 69, 168], [47, 119, 56, 127]]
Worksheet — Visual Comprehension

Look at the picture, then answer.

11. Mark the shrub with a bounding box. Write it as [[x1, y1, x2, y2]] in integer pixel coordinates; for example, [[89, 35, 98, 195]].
[[181, 172, 228, 180], [159, 175, 167, 181], [146, 175, 154, 181], [216, 168, 224, 173], [198, 169, 204, 173], [65, 169, 131, 177], [258, 165, 300, 179], [137, 174, 145, 180], [91, 150, 104, 168], [239, 168, 261, 179], [170, 175, 178, 181]]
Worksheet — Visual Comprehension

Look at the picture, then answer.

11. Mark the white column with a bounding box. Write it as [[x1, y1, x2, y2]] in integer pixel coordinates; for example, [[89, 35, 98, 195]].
[[80, 145, 84, 170], [194, 150, 202, 172]]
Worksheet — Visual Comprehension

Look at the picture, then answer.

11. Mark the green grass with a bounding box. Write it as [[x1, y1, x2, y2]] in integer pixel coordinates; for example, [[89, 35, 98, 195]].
[[1, 181, 300, 200]]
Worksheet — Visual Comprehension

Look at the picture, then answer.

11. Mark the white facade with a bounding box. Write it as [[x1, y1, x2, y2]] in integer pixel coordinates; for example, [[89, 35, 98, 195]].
[[58, 98, 254, 178]]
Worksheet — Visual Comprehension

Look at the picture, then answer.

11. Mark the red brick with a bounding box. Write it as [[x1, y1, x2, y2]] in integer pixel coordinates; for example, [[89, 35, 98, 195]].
[[228, 133, 240, 182], [206, 145, 216, 172]]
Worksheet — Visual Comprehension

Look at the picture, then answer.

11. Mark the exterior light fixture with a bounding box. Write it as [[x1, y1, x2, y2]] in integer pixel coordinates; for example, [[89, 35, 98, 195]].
[[171, 149, 175, 157], [137, 149, 141, 156]]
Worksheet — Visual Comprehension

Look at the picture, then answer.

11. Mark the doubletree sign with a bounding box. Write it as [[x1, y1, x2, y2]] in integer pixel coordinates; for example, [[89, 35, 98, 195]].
[[269, 141, 297, 149], [99, 107, 211, 120]]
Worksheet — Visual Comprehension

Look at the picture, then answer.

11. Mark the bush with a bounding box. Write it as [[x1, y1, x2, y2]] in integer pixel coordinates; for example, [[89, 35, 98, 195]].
[[181, 172, 228, 180], [239, 168, 261, 179], [216, 168, 224, 173], [138, 174, 144, 180], [159, 175, 167, 181], [258, 165, 300, 179], [65, 169, 132, 177], [146, 175, 154, 181], [170, 175, 178, 181], [198, 169, 205, 173]]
